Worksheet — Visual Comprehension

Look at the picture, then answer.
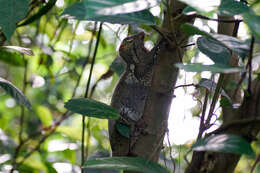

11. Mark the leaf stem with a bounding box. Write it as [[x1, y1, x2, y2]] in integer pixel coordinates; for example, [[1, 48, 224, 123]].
[[197, 90, 209, 139], [81, 23, 103, 171], [247, 36, 255, 95], [205, 74, 224, 128]]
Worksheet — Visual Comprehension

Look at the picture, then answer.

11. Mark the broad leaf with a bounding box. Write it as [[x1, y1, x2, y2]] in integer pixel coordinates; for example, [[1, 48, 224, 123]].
[[83, 157, 170, 173], [0, 50, 25, 66], [61, 0, 155, 25], [178, 0, 219, 15], [175, 63, 242, 73], [182, 6, 196, 14], [181, 24, 213, 39], [243, 12, 260, 40], [65, 98, 120, 120], [0, 0, 29, 40], [182, 24, 250, 59], [36, 106, 53, 127], [97, 0, 160, 15], [0, 77, 32, 109], [116, 123, 130, 138], [198, 78, 231, 102], [218, 0, 249, 16], [192, 134, 255, 157], [2, 46, 34, 56], [197, 37, 231, 65], [19, 0, 57, 27], [212, 34, 249, 60]]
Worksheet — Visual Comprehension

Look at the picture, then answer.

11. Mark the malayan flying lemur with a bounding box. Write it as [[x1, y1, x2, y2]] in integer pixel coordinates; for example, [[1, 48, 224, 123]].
[[109, 32, 162, 156]]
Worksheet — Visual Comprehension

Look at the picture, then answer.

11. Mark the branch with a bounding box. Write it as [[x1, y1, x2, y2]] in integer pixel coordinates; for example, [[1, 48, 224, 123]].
[[247, 36, 255, 95], [197, 90, 209, 139], [205, 75, 224, 128], [12, 111, 71, 171], [195, 14, 243, 23], [207, 118, 260, 136], [174, 83, 195, 89]]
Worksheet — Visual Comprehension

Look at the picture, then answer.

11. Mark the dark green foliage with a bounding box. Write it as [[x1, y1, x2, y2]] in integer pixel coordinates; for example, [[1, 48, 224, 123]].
[[65, 98, 120, 120], [84, 157, 170, 173], [192, 134, 255, 157]]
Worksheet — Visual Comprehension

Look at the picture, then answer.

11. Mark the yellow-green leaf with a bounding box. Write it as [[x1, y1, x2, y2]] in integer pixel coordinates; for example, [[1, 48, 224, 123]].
[[36, 106, 53, 127]]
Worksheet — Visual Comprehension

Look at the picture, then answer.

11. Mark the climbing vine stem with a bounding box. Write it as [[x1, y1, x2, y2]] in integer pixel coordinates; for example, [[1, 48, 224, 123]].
[[81, 22, 103, 171]]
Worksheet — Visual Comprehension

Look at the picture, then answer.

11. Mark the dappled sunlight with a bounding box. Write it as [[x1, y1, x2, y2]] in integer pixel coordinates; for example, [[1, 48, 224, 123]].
[[97, 0, 160, 15]]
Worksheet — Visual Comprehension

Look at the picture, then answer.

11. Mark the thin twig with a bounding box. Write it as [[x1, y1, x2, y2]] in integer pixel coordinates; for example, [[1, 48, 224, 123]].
[[250, 154, 260, 173], [184, 149, 191, 167], [247, 36, 255, 95], [181, 43, 195, 48], [166, 131, 176, 173], [197, 90, 209, 139], [72, 23, 97, 97], [174, 83, 195, 89], [14, 111, 71, 169], [81, 23, 103, 171], [18, 59, 28, 143], [205, 74, 224, 129], [85, 118, 91, 161], [69, 21, 80, 55], [89, 70, 114, 98], [207, 118, 260, 136], [195, 14, 243, 23], [232, 71, 246, 99]]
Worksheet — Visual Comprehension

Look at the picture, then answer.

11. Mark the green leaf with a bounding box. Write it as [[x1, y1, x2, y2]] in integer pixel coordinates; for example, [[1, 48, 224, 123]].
[[181, 25, 250, 59], [0, 0, 29, 40], [0, 77, 32, 109], [64, 98, 120, 120], [83, 157, 170, 173], [36, 106, 53, 127], [96, 0, 160, 15], [110, 56, 126, 76], [175, 63, 242, 73], [18, 0, 57, 27], [0, 49, 25, 66], [182, 6, 196, 14], [212, 34, 249, 60], [61, 0, 155, 25], [178, 0, 218, 15], [192, 134, 255, 157], [197, 37, 231, 65], [220, 97, 232, 107], [181, 24, 213, 38], [56, 125, 82, 140], [116, 123, 130, 138], [218, 0, 250, 16], [2, 46, 34, 56], [243, 12, 260, 40], [198, 78, 231, 102]]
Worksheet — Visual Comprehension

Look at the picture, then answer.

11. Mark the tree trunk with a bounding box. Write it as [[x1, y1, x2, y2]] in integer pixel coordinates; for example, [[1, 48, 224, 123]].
[[109, 0, 190, 172]]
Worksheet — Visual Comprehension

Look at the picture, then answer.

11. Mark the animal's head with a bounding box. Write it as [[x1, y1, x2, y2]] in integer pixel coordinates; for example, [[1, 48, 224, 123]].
[[119, 32, 147, 64]]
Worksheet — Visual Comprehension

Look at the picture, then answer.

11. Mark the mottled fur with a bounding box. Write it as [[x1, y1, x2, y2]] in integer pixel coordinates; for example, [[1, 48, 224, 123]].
[[109, 32, 155, 156]]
